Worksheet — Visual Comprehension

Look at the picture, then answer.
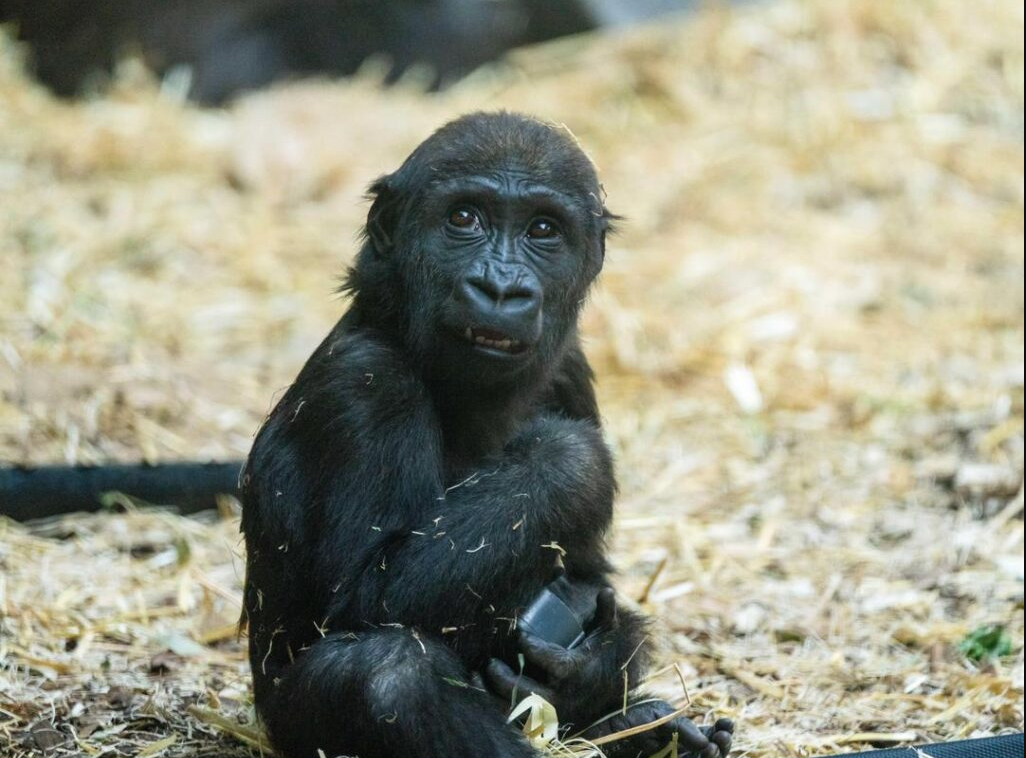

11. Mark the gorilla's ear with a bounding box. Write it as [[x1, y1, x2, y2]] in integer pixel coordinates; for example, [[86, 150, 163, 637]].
[[598, 207, 621, 262], [365, 174, 399, 255]]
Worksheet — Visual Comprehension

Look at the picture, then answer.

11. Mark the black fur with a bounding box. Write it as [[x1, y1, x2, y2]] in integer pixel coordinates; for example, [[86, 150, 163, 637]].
[[240, 112, 732, 758]]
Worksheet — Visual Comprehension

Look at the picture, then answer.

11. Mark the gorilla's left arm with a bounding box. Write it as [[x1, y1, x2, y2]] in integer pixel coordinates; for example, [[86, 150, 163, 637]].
[[502, 343, 656, 726]]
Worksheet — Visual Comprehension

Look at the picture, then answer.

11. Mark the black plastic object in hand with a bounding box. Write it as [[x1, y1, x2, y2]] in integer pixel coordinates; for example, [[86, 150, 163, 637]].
[[519, 582, 588, 649]]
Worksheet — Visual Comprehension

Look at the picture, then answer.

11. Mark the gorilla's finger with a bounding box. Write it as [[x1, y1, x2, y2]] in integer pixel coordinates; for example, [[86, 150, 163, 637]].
[[483, 658, 552, 707], [483, 659, 519, 700], [517, 631, 575, 678], [711, 728, 733, 756], [671, 716, 712, 751], [714, 718, 734, 735], [594, 587, 618, 627]]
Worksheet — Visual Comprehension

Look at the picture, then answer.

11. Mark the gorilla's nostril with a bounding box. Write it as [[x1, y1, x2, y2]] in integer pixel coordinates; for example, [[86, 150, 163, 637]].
[[503, 282, 537, 302], [467, 276, 541, 307], [467, 276, 502, 303]]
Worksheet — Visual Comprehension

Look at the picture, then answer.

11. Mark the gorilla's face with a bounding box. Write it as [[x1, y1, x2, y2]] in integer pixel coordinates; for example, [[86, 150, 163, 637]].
[[419, 170, 602, 373], [360, 114, 612, 385]]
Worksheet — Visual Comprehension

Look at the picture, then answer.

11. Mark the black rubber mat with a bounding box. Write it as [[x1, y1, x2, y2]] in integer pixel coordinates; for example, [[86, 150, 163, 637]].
[[832, 733, 1023, 757]]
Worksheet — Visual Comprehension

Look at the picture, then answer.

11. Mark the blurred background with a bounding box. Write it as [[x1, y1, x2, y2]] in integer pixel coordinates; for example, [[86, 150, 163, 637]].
[[0, 1, 1022, 756]]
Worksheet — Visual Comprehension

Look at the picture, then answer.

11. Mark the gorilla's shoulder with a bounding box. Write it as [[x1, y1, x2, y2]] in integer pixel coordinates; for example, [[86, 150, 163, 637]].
[[300, 325, 427, 406]]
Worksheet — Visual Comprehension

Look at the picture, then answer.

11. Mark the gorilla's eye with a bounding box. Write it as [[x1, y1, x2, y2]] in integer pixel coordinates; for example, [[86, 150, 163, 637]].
[[526, 218, 559, 240], [448, 207, 479, 230]]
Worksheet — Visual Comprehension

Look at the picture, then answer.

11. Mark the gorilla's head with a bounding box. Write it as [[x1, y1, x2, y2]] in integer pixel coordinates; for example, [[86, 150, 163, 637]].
[[345, 112, 614, 386]]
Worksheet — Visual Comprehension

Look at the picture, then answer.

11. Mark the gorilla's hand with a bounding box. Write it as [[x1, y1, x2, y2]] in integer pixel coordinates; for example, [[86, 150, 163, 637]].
[[486, 589, 629, 723], [485, 587, 733, 757]]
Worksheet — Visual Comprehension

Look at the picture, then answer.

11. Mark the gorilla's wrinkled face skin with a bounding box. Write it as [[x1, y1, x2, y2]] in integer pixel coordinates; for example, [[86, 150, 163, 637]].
[[410, 167, 602, 374], [351, 113, 612, 386]]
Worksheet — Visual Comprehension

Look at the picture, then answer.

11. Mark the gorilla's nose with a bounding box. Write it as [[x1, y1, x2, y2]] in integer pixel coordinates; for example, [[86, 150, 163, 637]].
[[461, 266, 541, 324]]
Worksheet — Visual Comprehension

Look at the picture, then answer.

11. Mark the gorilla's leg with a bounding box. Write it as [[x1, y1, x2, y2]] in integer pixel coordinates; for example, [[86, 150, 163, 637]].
[[260, 628, 537, 758]]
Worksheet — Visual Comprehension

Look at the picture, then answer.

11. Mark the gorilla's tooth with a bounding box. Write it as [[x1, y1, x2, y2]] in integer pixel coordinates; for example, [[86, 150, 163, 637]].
[[475, 336, 486, 344], [465, 327, 473, 340], [497, 340, 511, 350]]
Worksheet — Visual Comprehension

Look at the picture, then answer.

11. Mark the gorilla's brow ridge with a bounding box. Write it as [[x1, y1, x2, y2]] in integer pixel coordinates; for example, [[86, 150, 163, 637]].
[[429, 174, 589, 213]]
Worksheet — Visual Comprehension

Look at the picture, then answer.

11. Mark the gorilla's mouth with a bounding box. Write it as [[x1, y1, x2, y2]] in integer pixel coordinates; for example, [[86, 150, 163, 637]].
[[461, 326, 528, 355]]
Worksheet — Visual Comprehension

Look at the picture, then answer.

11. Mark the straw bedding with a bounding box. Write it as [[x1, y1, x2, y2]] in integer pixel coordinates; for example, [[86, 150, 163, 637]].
[[0, 1, 1022, 755]]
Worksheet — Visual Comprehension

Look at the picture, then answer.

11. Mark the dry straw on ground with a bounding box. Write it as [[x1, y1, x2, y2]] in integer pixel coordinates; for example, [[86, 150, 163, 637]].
[[0, 0, 1023, 756]]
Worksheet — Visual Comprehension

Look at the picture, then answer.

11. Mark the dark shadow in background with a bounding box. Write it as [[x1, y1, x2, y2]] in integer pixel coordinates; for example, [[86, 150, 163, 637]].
[[0, 0, 708, 105]]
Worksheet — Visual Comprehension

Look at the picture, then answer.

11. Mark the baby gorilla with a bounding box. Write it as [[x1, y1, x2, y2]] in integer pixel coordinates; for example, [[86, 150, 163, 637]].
[[240, 112, 734, 758]]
